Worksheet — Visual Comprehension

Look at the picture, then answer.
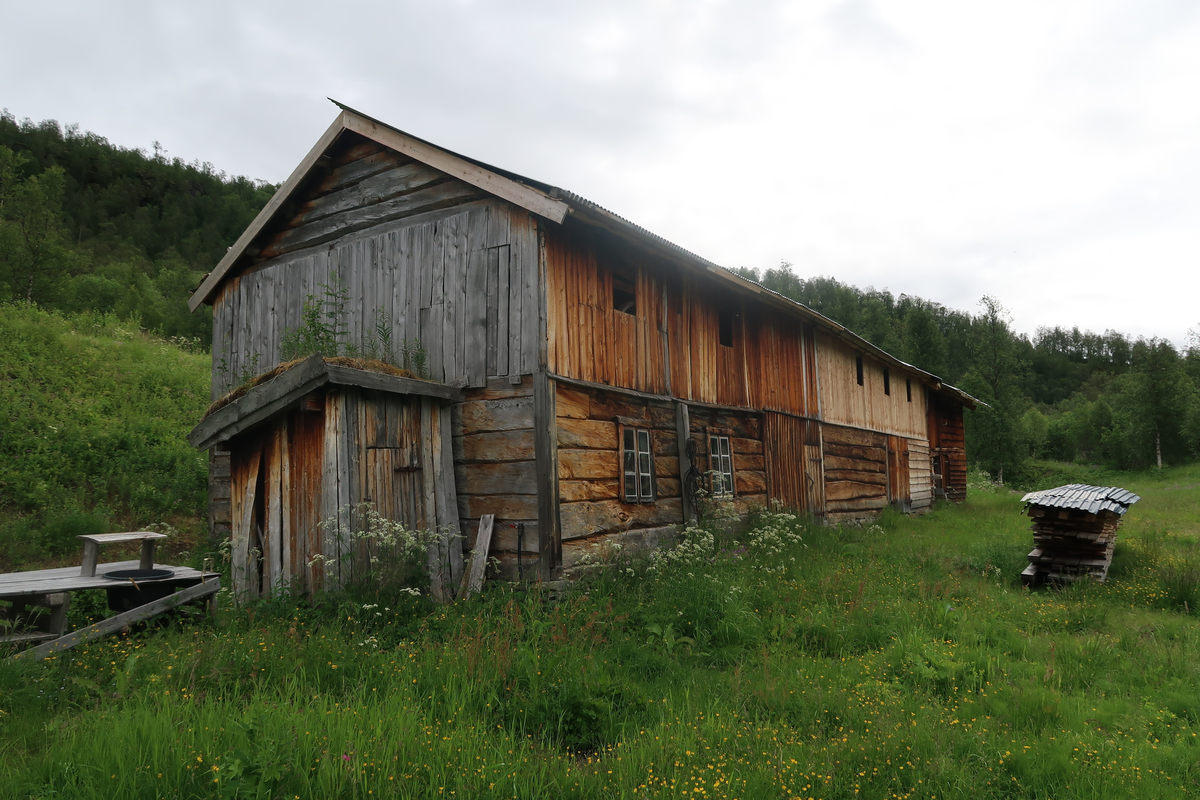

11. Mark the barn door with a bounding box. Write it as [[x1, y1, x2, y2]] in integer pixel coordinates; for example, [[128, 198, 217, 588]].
[[887, 435, 910, 511], [364, 446, 425, 532]]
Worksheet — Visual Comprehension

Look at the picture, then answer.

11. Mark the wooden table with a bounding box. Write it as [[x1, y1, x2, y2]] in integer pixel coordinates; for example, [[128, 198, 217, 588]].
[[0, 560, 220, 660]]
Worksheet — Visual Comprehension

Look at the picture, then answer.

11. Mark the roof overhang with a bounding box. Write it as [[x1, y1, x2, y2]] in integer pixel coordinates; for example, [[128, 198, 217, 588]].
[[188, 354, 463, 451], [187, 104, 570, 311]]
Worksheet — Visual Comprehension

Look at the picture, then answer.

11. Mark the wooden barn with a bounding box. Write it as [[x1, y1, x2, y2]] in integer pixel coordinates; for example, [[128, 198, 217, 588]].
[[188, 102, 977, 594]]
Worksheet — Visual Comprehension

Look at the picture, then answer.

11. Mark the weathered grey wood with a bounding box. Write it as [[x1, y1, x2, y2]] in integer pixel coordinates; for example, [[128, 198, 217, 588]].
[[419, 398, 447, 602], [435, 404, 464, 595], [324, 365, 463, 401], [14, 579, 221, 662], [80, 541, 99, 578], [191, 356, 463, 451], [465, 248, 488, 388], [533, 371, 561, 579], [78, 533, 167, 577], [460, 514, 495, 599], [264, 181, 482, 260], [0, 631, 58, 646], [454, 461, 538, 495], [496, 245, 511, 377], [190, 113, 347, 311], [321, 392, 342, 591], [321, 150, 402, 194], [340, 109, 570, 225], [676, 402, 695, 522], [290, 162, 444, 228], [233, 446, 262, 599], [0, 561, 216, 597]]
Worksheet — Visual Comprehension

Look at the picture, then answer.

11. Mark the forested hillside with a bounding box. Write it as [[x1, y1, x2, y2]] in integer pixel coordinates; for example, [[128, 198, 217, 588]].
[[0, 110, 1197, 506], [0, 110, 274, 343], [733, 263, 1200, 478]]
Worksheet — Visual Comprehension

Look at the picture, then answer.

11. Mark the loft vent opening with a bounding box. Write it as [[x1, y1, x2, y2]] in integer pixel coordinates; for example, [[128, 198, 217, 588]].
[[718, 307, 735, 347], [612, 269, 636, 315]]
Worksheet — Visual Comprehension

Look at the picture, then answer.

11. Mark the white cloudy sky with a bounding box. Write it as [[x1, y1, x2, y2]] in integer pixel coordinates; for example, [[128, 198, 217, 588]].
[[3, 0, 1198, 344]]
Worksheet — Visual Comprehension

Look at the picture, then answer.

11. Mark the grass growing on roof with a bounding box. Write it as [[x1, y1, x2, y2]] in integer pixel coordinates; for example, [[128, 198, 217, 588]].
[[2, 466, 1199, 798]]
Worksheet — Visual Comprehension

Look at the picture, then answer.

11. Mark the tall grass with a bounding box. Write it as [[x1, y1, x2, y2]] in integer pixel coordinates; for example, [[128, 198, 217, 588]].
[[2, 469, 1199, 798], [0, 302, 210, 566]]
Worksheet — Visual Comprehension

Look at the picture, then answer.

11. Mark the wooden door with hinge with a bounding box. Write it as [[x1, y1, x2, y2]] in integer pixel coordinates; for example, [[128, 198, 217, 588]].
[[886, 435, 911, 512], [763, 412, 825, 515]]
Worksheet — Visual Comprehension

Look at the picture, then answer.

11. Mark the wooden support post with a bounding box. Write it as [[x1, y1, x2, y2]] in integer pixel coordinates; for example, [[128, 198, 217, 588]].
[[46, 593, 70, 635], [533, 371, 560, 580], [676, 401, 695, 523], [139, 540, 156, 571], [80, 541, 99, 578]]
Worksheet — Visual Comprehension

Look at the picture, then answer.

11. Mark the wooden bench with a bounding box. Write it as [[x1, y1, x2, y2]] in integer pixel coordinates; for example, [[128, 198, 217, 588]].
[[79, 532, 168, 577]]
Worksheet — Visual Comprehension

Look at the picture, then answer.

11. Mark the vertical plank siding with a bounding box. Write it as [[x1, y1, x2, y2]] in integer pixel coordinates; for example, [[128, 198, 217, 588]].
[[815, 332, 928, 439], [211, 192, 537, 397]]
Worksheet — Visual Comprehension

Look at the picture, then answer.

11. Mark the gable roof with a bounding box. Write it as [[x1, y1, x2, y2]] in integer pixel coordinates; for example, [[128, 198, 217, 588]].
[[192, 100, 980, 410]]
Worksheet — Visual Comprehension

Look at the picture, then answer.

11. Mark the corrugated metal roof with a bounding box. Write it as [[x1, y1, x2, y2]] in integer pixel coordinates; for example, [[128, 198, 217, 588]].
[[1021, 484, 1141, 516]]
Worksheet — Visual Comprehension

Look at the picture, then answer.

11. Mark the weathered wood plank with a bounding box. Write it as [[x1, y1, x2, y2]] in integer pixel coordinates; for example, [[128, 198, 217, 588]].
[[14, 579, 220, 662], [534, 371, 561, 578], [459, 514, 494, 599], [457, 494, 539, 521], [457, 396, 534, 434], [558, 479, 621, 503], [453, 430, 535, 463], [558, 497, 684, 539], [454, 461, 538, 495], [556, 417, 618, 449], [263, 181, 482, 260], [557, 449, 617, 480], [289, 162, 444, 228]]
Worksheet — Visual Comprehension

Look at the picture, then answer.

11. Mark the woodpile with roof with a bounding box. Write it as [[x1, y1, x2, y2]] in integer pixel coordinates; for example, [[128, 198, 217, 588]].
[[1020, 484, 1140, 585]]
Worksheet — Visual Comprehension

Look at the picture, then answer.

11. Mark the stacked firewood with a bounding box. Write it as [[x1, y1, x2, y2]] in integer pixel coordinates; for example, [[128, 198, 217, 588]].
[[1019, 484, 1139, 586]]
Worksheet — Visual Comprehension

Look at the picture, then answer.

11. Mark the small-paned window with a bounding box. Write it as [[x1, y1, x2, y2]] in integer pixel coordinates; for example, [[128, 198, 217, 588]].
[[708, 434, 734, 497], [883, 368, 891, 396], [906, 378, 912, 402], [718, 307, 735, 347], [622, 426, 655, 503], [856, 356, 864, 386], [612, 269, 636, 315]]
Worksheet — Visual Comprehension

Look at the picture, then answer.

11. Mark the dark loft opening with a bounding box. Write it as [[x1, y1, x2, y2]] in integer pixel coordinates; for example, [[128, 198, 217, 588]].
[[906, 378, 912, 402], [856, 356, 864, 386], [883, 368, 891, 396], [718, 307, 735, 347], [612, 270, 636, 315]]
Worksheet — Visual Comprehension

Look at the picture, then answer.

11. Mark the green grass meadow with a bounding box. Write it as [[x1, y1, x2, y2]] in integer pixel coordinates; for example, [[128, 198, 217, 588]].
[[2, 466, 1199, 799], [0, 302, 211, 566]]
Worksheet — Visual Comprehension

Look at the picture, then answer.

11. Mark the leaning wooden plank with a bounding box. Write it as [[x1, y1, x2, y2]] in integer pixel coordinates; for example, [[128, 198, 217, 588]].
[[13, 579, 221, 662], [459, 514, 495, 599]]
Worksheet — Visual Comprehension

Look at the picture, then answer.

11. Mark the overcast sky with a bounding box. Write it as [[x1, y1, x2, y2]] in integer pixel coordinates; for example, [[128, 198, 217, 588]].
[[3, 0, 1198, 345]]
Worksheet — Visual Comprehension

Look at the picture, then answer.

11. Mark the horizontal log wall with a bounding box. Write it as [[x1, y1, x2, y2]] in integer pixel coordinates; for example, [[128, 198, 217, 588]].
[[821, 423, 889, 520], [816, 332, 928, 439], [555, 384, 684, 563], [453, 377, 538, 579], [212, 168, 538, 398], [907, 438, 933, 512], [687, 405, 768, 517]]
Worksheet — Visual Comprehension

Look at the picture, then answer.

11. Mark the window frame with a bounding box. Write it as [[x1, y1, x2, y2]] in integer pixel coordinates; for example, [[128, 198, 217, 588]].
[[619, 421, 656, 504], [706, 429, 736, 498]]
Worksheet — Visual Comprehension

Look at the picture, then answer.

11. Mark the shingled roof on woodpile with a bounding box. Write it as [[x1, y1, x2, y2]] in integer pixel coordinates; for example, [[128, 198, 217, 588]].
[[1021, 484, 1141, 517]]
